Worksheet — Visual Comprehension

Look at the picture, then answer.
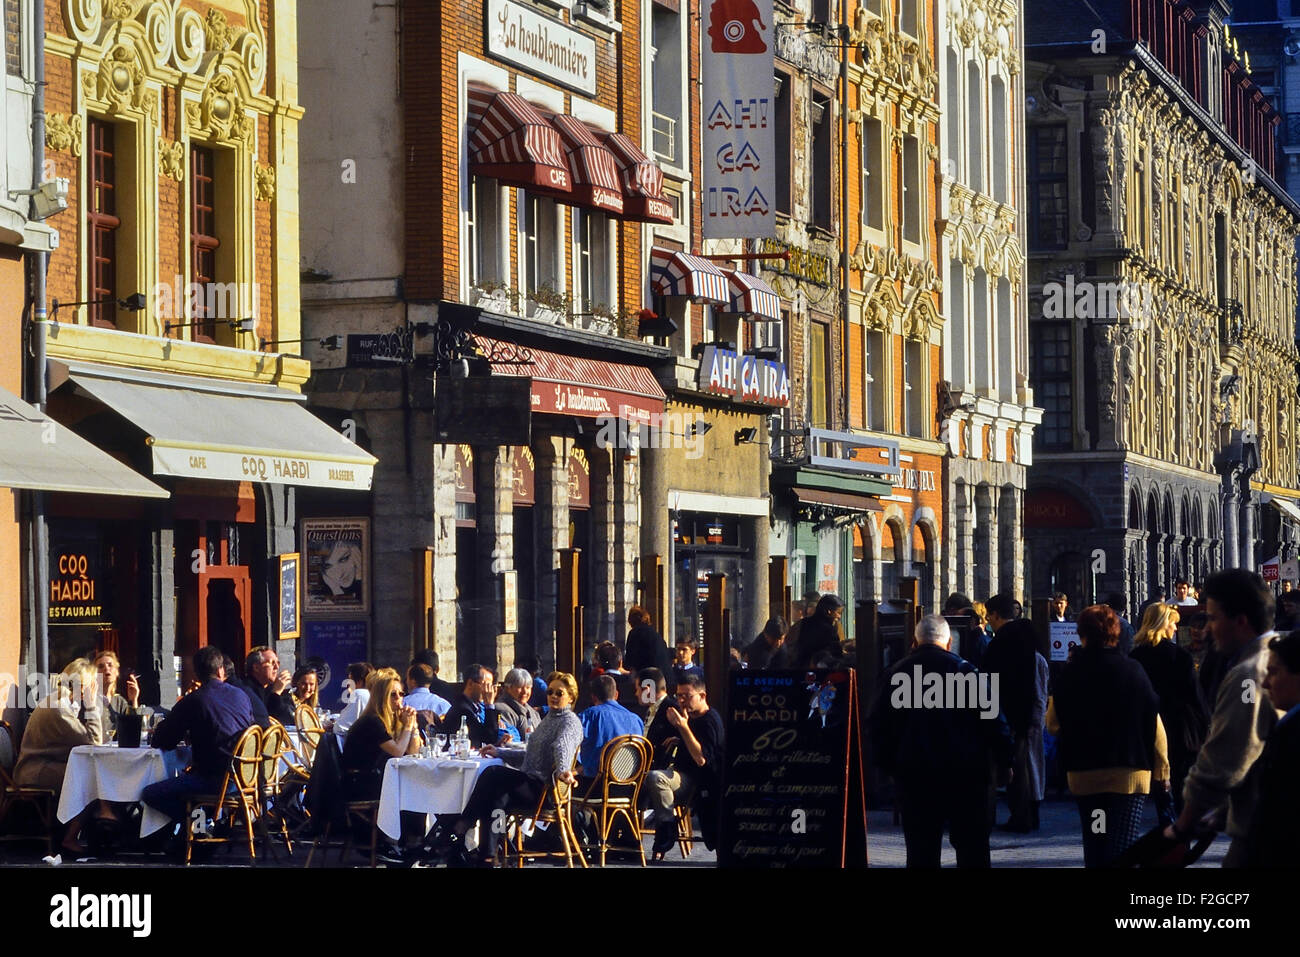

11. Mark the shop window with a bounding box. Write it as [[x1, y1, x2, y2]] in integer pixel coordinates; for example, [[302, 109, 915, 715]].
[[467, 175, 504, 288], [809, 320, 829, 428], [575, 209, 614, 317], [811, 89, 833, 230], [902, 134, 921, 245], [863, 116, 884, 231], [191, 144, 219, 342], [1031, 322, 1072, 450], [88, 118, 120, 329], [903, 337, 926, 438], [865, 328, 887, 431], [522, 192, 561, 309], [774, 70, 792, 216], [1027, 125, 1068, 249], [650, 4, 683, 167]]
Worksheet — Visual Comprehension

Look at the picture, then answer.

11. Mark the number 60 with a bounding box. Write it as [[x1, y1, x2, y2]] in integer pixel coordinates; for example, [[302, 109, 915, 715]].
[[753, 728, 796, 751]]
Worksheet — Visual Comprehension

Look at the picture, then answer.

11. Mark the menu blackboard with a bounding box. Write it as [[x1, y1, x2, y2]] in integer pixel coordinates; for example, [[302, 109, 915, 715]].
[[278, 553, 300, 639], [718, 669, 867, 868]]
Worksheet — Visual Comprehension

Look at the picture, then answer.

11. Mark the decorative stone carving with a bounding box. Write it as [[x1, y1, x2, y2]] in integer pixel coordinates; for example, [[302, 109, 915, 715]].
[[186, 72, 254, 147], [204, 8, 234, 52], [255, 164, 276, 202], [45, 113, 83, 156], [159, 138, 184, 180], [83, 44, 155, 117]]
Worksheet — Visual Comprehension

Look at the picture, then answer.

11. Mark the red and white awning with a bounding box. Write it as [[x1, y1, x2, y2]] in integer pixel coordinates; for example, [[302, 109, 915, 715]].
[[649, 247, 729, 305], [720, 267, 781, 321], [549, 115, 624, 215], [467, 87, 571, 194], [601, 132, 674, 224]]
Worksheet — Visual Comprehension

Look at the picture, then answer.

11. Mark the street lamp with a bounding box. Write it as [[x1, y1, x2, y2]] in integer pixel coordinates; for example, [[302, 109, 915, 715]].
[[50, 293, 148, 322]]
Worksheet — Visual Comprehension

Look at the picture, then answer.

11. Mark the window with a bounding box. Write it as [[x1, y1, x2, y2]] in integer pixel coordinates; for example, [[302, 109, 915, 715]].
[[945, 49, 960, 180], [775, 71, 792, 215], [865, 328, 887, 431], [1027, 125, 1068, 249], [522, 193, 560, 306], [466, 175, 503, 288], [575, 210, 612, 315], [990, 76, 1008, 203], [967, 62, 983, 194], [650, 5, 683, 167], [863, 116, 884, 231], [902, 135, 921, 244], [811, 90, 833, 230], [88, 119, 120, 329], [904, 338, 926, 438], [809, 320, 829, 428], [898, 0, 918, 36], [1030, 322, 1072, 450], [191, 144, 219, 342]]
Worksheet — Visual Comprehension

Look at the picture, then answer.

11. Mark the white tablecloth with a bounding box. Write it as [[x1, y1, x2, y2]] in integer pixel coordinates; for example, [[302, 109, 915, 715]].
[[57, 744, 184, 837], [377, 755, 502, 840]]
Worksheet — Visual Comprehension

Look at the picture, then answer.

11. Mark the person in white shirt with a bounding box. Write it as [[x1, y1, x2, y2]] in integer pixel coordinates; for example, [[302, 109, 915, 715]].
[[1173, 579, 1200, 607], [404, 663, 451, 732], [332, 661, 375, 739]]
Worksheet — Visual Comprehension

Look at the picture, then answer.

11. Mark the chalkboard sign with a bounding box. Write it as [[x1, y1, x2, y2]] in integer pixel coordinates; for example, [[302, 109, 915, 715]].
[[719, 669, 867, 868], [278, 553, 300, 640]]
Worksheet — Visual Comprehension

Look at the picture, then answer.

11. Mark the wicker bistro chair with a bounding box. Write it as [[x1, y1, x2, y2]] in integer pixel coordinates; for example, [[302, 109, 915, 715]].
[[638, 741, 695, 859], [184, 725, 263, 865], [572, 735, 651, 866], [506, 769, 588, 869], [294, 706, 326, 772], [258, 721, 308, 858], [0, 720, 56, 856]]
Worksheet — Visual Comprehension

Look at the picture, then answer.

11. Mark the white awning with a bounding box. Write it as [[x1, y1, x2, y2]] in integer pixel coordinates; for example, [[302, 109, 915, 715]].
[[1270, 496, 1300, 526], [0, 385, 167, 497], [49, 361, 375, 492]]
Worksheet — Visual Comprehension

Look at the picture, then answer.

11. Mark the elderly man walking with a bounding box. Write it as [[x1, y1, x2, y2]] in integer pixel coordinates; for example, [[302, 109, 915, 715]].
[[868, 615, 1013, 868]]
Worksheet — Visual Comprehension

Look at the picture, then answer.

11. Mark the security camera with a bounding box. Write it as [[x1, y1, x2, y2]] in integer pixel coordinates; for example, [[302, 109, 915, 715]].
[[9, 178, 70, 221]]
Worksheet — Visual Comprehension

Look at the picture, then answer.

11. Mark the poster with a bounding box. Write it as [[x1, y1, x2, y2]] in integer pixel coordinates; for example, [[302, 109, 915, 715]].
[[278, 553, 300, 639], [301, 518, 370, 615], [700, 0, 775, 238], [302, 620, 369, 711], [1049, 620, 1080, 662], [503, 569, 518, 634]]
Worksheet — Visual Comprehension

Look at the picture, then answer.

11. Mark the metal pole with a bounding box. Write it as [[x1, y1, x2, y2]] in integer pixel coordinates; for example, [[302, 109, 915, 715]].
[[29, 3, 50, 680]]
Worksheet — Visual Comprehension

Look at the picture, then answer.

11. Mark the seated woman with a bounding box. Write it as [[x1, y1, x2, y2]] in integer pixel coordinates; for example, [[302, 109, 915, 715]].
[[443, 671, 583, 865], [339, 670, 420, 801], [291, 666, 320, 714], [13, 658, 105, 855], [495, 668, 541, 741], [92, 650, 149, 739]]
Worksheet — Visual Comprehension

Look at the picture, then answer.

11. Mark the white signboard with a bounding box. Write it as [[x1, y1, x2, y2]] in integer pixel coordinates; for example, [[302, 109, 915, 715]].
[[700, 0, 775, 238], [151, 446, 374, 491], [486, 0, 597, 96], [1049, 620, 1080, 663]]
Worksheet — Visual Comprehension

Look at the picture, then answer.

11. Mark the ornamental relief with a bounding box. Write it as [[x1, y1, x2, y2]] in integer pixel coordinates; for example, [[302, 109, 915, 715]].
[[185, 71, 256, 147], [81, 43, 157, 117], [852, 7, 938, 102], [45, 113, 84, 156]]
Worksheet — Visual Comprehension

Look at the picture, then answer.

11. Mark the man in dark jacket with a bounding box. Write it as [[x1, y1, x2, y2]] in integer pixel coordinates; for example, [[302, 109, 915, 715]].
[[982, 593, 1040, 831], [440, 664, 507, 748], [245, 646, 296, 725], [624, 606, 671, 675], [1246, 631, 1300, 866], [869, 614, 1013, 867], [793, 595, 845, 667]]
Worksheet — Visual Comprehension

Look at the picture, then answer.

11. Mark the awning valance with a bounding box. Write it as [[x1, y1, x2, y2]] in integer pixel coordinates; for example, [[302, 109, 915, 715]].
[[1270, 496, 1300, 525], [601, 132, 674, 224], [467, 87, 571, 195], [0, 384, 168, 498], [650, 247, 729, 305], [791, 486, 883, 513], [472, 335, 665, 425], [49, 361, 376, 491], [720, 267, 781, 321], [549, 115, 624, 215]]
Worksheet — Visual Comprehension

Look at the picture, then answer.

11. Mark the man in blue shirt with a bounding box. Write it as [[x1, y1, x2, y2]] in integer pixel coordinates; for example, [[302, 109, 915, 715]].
[[142, 645, 255, 827], [404, 663, 451, 735], [578, 674, 643, 778]]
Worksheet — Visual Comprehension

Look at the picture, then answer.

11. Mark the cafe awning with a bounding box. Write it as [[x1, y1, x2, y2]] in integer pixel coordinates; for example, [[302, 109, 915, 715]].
[[49, 361, 376, 491], [601, 132, 674, 224], [472, 334, 666, 425], [791, 486, 884, 513], [650, 246, 729, 305], [0, 384, 168, 498], [720, 267, 781, 321], [467, 87, 571, 195], [549, 115, 625, 215], [1269, 496, 1300, 525]]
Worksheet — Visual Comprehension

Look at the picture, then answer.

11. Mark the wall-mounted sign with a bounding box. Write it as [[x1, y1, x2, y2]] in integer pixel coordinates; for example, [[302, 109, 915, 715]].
[[486, 0, 597, 96], [512, 445, 535, 505], [701, 0, 775, 238], [889, 468, 936, 492], [757, 238, 834, 286], [150, 446, 373, 491], [278, 553, 301, 640], [303, 619, 369, 710], [1025, 488, 1094, 529], [503, 569, 518, 634], [48, 528, 107, 625], [568, 446, 590, 508], [301, 518, 370, 616], [697, 345, 790, 407], [347, 328, 414, 367], [435, 375, 533, 445], [455, 445, 475, 504]]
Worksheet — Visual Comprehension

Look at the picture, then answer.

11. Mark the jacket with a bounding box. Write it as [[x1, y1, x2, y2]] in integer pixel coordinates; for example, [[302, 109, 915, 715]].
[[625, 624, 671, 674], [1244, 709, 1300, 867], [441, 694, 504, 748], [13, 695, 105, 792], [1130, 638, 1209, 762], [1050, 645, 1163, 775], [982, 619, 1039, 733]]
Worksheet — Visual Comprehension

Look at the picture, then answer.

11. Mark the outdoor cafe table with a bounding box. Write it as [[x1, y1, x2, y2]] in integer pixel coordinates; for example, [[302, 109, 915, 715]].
[[376, 753, 502, 840], [57, 744, 188, 837]]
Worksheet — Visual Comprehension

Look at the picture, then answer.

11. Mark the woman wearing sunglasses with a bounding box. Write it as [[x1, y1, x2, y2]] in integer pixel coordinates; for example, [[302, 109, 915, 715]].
[[440, 671, 582, 865], [340, 670, 421, 801]]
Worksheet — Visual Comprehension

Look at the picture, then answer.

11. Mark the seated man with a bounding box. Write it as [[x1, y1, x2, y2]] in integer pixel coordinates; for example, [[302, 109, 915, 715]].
[[578, 675, 643, 780], [440, 664, 508, 749], [412, 648, 461, 705], [222, 655, 270, 729], [244, 645, 296, 726], [403, 663, 451, 733], [645, 674, 724, 860], [142, 646, 255, 831]]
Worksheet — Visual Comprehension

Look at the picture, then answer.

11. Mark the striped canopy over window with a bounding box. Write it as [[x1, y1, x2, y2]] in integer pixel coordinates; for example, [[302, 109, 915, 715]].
[[649, 247, 729, 304], [720, 267, 781, 321], [467, 87, 571, 195], [602, 132, 674, 224], [549, 114, 624, 215]]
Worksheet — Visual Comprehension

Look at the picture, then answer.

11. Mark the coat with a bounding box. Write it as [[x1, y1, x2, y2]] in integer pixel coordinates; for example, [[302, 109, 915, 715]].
[[1028, 652, 1049, 801], [13, 694, 105, 792], [1244, 711, 1300, 867], [624, 624, 671, 675], [1130, 638, 1209, 763]]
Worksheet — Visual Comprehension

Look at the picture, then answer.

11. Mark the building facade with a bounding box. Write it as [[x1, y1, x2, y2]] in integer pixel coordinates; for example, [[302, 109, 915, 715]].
[[1025, 0, 1300, 614]]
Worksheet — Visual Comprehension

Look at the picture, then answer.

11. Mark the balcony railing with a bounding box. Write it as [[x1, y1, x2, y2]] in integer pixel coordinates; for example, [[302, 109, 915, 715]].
[[1220, 299, 1244, 347], [651, 111, 676, 165]]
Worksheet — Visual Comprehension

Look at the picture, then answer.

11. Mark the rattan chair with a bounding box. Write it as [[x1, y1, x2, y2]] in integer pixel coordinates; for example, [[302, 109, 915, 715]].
[[0, 720, 56, 856], [639, 741, 696, 859], [258, 721, 307, 858], [572, 734, 650, 866], [184, 725, 262, 865], [506, 770, 587, 868], [294, 706, 326, 772]]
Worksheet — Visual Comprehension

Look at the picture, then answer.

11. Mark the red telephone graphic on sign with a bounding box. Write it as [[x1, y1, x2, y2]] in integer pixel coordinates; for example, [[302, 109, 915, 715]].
[[707, 0, 768, 54]]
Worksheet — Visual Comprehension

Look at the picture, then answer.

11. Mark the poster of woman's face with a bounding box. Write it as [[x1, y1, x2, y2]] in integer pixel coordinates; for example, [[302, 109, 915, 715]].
[[301, 518, 369, 614]]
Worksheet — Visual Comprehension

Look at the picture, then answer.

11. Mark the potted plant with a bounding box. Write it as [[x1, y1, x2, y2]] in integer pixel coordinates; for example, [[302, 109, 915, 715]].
[[528, 284, 571, 324], [470, 278, 514, 313]]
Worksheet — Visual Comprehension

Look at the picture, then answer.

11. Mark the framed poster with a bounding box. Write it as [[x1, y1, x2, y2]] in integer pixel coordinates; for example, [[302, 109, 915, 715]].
[[301, 518, 370, 615], [503, 570, 518, 634], [278, 553, 301, 639]]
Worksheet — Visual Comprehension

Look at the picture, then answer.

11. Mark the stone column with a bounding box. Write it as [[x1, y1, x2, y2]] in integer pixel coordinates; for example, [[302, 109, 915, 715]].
[[974, 484, 996, 600], [532, 435, 569, 676], [259, 483, 297, 670], [955, 481, 974, 598], [474, 445, 513, 670], [149, 509, 177, 703], [586, 443, 617, 656], [431, 443, 459, 680], [614, 449, 640, 643], [942, 467, 959, 601], [1222, 473, 1240, 569], [1001, 484, 1024, 602], [1240, 489, 1256, 572], [743, 514, 769, 649]]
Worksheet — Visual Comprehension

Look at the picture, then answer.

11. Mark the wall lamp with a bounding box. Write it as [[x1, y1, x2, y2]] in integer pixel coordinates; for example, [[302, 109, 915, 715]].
[[164, 316, 256, 337], [735, 427, 759, 445], [52, 293, 147, 321], [259, 333, 344, 352]]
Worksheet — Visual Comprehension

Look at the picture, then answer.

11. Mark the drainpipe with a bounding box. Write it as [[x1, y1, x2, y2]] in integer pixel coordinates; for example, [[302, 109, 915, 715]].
[[29, 4, 50, 680]]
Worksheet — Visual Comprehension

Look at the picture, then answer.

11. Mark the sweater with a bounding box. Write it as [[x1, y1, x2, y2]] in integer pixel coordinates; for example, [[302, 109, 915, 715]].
[[521, 707, 582, 782], [13, 694, 105, 792]]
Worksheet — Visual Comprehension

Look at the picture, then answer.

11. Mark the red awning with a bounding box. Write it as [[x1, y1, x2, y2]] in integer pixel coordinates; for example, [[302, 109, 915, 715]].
[[467, 87, 571, 195], [720, 267, 781, 321], [549, 115, 625, 215], [472, 334, 665, 425], [601, 132, 674, 224]]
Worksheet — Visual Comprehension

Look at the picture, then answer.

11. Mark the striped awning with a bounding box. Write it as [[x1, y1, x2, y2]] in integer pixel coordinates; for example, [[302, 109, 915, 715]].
[[467, 88, 571, 195], [549, 115, 624, 215], [601, 132, 674, 224], [649, 247, 729, 305], [720, 267, 781, 321]]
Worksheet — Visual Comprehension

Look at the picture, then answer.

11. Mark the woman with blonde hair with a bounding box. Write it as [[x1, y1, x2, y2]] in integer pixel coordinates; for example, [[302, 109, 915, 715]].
[[13, 658, 105, 854], [339, 670, 419, 801], [291, 666, 320, 711], [1130, 602, 1209, 827]]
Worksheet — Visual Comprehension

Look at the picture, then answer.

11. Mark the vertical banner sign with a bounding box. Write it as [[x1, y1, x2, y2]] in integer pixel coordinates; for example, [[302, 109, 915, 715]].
[[701, 0, 775, 238]]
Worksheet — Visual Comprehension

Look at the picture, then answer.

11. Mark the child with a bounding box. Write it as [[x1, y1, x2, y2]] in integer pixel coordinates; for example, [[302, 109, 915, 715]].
[[672, 639, 704, 686]]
